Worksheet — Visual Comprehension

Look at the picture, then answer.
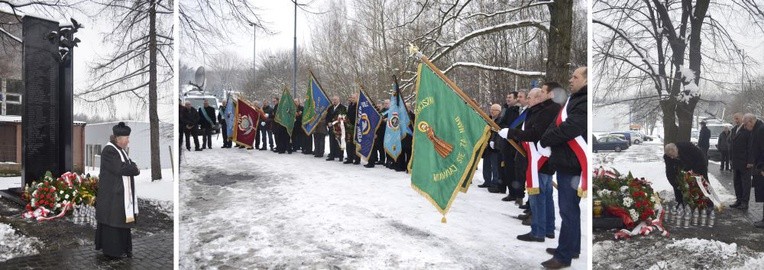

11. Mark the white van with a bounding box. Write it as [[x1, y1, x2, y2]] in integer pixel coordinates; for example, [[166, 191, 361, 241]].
[[182, 89, 221, 134]]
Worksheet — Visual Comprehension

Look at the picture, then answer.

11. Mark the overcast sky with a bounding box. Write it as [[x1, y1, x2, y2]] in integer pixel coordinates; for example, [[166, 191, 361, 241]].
[[4, 4, 175, 122], [181, 0, 320, 68]]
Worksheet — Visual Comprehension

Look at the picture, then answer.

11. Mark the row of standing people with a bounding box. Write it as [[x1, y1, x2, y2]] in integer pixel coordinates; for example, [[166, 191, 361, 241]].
[[479, 67, 588, 269], [723, 113, 764, 227], [207, 94, 415, 172], [179, 100, 218, 152]]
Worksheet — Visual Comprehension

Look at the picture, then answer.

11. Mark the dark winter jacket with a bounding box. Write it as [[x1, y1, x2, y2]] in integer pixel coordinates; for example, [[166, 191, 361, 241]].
[[218, 105, 227, 128], [294, 105, 305, 135], [717, 130, 730, 152], [96, 143, 140, 228], [262, 105, 274, 130], [730, 125, 751, 170], [748, 119, 764, 167], [185, 106, 199, 131], [198, 106, 217, 129], [179, 104, 187, 130], [698, 126, 711, 148], [498, 104, 519, 128], [495, 105, 520, 158], [326, 103, 347, 134], [326, 104, 347, 122], [664, 141, 708, 182], [540, 86, 587, 175], [484, 116, 502, 156], [505, 99, 561, 175]]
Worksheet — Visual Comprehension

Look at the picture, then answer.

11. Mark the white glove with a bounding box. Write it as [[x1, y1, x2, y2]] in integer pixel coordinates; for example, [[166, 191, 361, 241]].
[[261, 122, 265, 126], [489, 141, 495, 149], [265, 113, 269, 118], [498, 128, 509, 139], [537, 144, 551, 157]]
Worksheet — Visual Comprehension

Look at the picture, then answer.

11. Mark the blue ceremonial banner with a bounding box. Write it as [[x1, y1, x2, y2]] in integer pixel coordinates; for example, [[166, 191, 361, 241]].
[[354, 88, 382, 160], [383, 80, 412, 161], [225, 93, 235, 138], [301, 72, 331, 135]]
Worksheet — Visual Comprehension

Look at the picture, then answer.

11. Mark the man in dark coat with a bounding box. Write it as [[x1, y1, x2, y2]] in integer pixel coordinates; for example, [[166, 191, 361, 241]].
[[500, 86, 562, 242], [718, 126, 731, 171], [95, 122, 141, 259], [182, 101, 201, 151], [179, 102, 188, 150], [260, 99, 275, 150], [514, 89, 531, 208], [344, 94, 360, 165], [664, 141, 709, 207], [496, 91, 520, 201], [292, 99, 305, 153], [698, 121, 711, 159], [480, 104, 503, 190], [294, 99, 313, 155], [729, 113, 751, 210], [313, 111, 328, 158], [326, 95, 347, 161], [198, 100, 217, 149], [539, 67, 588, 269], [744, 114, 764, 227], [272, 98, 291, 154]]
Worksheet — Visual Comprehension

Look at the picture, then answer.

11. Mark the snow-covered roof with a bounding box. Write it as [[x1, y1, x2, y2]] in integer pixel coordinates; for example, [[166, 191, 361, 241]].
[[0, 114, 86, 124], [0, 7, 58, 23]]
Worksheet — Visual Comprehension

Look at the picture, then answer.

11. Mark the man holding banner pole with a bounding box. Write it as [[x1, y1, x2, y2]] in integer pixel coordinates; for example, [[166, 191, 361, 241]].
[[539, 67, 588, 269]]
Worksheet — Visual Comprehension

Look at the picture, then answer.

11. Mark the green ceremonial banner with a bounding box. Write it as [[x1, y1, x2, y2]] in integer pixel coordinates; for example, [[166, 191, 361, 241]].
[[409, 63, 491, 221], [275, 88, 296, 136]]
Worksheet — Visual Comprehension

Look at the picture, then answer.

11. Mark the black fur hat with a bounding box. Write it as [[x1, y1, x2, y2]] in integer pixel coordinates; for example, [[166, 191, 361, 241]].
[[113, 122, 131, 136]]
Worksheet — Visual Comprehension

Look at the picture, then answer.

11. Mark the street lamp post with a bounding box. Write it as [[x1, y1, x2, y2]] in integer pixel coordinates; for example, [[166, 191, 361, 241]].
[[249, 22, 257, 97], [292, 0, 298, 97]]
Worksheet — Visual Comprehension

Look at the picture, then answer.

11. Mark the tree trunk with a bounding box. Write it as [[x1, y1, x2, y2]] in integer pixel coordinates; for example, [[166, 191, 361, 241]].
[[676, 97, 698, 142], [149, 0, 162, 181], [545, 0, 573, 85], [660, 99, 678, 144]]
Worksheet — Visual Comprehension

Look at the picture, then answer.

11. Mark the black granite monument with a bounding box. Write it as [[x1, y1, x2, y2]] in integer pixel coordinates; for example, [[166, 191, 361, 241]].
[[20, 15, 78, 188]]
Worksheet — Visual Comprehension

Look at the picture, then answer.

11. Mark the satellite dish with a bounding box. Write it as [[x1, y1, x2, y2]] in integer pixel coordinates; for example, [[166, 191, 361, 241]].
[[194, 67, 206, 89]]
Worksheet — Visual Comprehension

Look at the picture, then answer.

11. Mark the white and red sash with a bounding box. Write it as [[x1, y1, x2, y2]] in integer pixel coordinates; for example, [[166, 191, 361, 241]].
[[523, 122, 550, 195], [556, 97, 589, 198]]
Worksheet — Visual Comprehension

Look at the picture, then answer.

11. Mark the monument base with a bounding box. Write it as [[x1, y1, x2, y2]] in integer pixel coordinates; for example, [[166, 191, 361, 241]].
[[0, 187, 25, 206], [593, 216, 626, 230]]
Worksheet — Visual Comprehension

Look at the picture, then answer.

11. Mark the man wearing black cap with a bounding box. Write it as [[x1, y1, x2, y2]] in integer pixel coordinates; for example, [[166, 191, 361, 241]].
[[96, 122, 141, 259]]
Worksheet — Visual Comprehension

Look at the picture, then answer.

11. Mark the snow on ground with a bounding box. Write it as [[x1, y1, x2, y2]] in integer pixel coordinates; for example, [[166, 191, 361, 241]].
[[0, 223, 41, 262], [593, 140, 734, 203], [180, 136, 589, 269], [594, 237, 764, 269]]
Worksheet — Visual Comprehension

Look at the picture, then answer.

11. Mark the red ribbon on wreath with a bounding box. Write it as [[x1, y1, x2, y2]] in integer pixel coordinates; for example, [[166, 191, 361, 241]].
[[605, 205, 635, 229]]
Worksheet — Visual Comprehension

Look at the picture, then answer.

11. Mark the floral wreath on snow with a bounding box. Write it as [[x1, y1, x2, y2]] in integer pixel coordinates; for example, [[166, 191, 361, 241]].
[[22, 171, 98, 221], [676, 170, 721, 211], [593, 167, 668, 239]]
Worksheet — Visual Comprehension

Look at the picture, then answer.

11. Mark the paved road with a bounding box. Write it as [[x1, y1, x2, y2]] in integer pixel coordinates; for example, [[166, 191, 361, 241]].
[[1, 232, 173, 269], [706, 163, 763, 223]]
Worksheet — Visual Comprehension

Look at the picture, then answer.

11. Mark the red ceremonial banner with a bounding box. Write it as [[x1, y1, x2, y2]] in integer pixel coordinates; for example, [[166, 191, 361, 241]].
[[233, 99, 261, 148]]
